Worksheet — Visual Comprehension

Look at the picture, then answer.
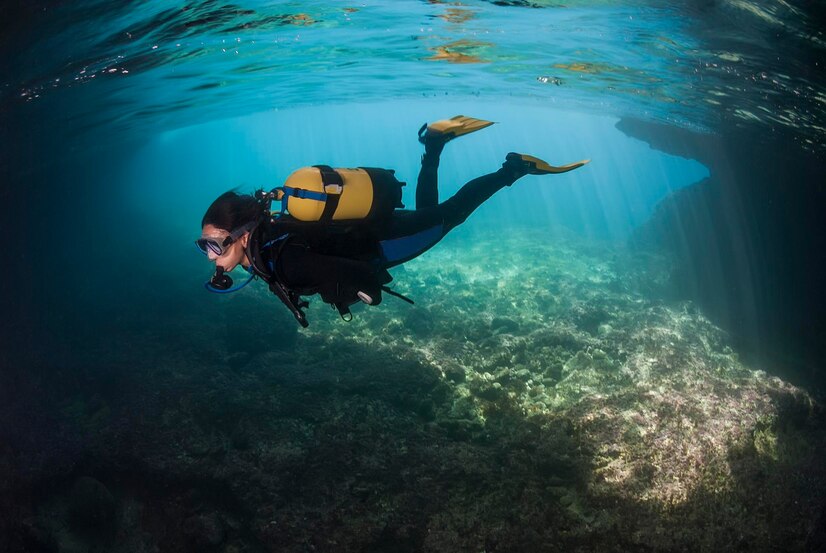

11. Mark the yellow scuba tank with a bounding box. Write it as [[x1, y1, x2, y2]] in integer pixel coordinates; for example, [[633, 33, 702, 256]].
[[274, 165, 405, 222]]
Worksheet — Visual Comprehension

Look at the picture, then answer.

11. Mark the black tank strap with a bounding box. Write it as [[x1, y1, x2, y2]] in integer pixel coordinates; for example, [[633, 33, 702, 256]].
[[334, 302, 353, 321], [314, 165, 343, 222], [381, 285, 415, 305], [248, 229, 310, 327]]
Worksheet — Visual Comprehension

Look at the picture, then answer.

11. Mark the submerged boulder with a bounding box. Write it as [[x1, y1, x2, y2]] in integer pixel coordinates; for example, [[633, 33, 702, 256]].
[[66, 476, 117, 537]]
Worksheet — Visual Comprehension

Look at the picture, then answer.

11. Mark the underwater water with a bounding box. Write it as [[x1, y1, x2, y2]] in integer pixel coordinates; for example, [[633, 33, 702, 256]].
[[1, 1, 825, 552]]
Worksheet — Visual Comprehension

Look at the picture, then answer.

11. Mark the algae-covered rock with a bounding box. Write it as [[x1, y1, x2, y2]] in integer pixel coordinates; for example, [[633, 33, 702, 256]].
[[438, 418, 484, 440], [562, 350, 591, 378], [473, 381, 507, 402], [447, 390, 481, 420], [67, 476, 117, 537], [184, 512, 226, 548], [443, 365, 466, 383], [562, 348, 616, 379], [490, 316, 520, 334]]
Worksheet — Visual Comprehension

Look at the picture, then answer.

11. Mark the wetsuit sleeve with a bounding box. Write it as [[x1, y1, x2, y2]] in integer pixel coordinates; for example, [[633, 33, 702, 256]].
[[278, 244, 391, 306]]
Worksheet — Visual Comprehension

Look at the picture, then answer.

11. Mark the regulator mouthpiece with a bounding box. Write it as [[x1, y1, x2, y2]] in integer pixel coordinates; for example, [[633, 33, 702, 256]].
[[208, 266, 233, 291], [204, 265, 256, 294]]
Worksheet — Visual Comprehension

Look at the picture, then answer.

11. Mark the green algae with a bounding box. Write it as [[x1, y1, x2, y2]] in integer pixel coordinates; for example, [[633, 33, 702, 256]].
[[10, 227, 825, 552]]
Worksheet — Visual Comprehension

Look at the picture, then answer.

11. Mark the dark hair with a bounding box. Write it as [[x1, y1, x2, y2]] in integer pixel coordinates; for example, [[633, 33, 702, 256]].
[[201, 190, 262, 230]]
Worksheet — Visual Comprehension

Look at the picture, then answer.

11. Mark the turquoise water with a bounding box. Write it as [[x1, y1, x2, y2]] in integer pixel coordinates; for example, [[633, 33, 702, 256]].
[[6, 1, 822, 148], [126, 102, 706, 239], [1, 1, 824, 551]]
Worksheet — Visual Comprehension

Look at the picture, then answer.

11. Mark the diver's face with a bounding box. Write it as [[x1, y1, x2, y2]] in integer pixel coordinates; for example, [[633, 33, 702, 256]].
[[200, 224, 250, 272]]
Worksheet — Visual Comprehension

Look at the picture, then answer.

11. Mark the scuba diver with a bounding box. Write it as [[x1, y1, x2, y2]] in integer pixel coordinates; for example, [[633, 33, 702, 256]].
[[196, 115, 589, 327]]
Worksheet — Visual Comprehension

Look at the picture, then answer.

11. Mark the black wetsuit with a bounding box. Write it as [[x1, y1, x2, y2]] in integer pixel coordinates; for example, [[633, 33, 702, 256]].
[[249, 146, 520, 324]]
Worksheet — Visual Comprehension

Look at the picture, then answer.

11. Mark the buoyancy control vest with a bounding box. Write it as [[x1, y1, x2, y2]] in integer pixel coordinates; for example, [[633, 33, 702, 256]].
[[245, 224, 311, 327], [247, 220, 414, 326], [274, 165, 405, 222]]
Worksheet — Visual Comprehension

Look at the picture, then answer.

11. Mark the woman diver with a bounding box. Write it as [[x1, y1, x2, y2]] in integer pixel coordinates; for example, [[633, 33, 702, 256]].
[[196, 116, 589, 327]]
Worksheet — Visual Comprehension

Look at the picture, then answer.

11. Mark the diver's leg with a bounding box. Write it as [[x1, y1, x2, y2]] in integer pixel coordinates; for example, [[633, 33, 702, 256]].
[[438, 166, 520, 233], [389, 152, 572, 240], [416, 136, 444, 210], [379, 152, 589, 267], [387, 166, 519, 238], [438, 152, 590, 231], [377, 166, 519, 268], [415, 115, 494, 210]]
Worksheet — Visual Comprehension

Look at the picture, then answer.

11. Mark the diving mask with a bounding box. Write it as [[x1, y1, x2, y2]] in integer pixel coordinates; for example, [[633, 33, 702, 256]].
[[196, 220, 258, 256]]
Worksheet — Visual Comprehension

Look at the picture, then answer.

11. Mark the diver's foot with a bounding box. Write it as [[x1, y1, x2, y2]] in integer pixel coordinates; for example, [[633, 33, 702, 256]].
[[503, 152, 590, 177], [418, 115, 495, 148]]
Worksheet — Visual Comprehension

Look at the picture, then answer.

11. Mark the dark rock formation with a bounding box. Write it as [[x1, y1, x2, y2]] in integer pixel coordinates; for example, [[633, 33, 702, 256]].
[[620, 118, 826, 392]]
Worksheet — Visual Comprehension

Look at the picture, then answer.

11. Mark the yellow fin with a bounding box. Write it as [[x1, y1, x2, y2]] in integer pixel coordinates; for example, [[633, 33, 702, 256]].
[[423, 115, 495, 141], [508, 153, 590, 175]]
